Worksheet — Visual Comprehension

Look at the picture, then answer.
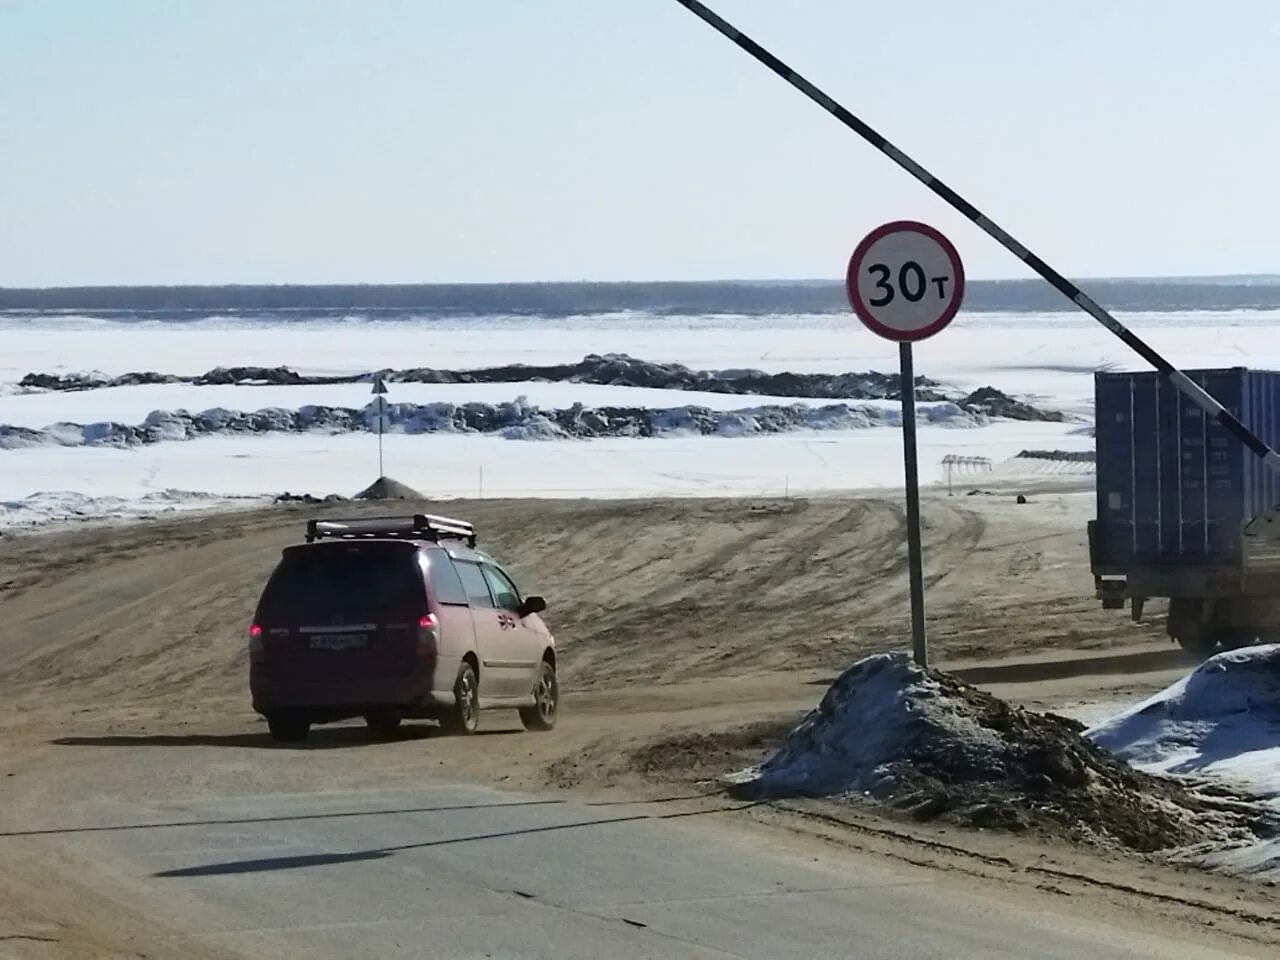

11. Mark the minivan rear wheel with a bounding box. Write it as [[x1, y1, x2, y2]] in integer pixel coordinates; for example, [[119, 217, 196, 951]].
[[443, 663, 479, 735], [267, 714, 310, 743], [519, 661, 558, 732]]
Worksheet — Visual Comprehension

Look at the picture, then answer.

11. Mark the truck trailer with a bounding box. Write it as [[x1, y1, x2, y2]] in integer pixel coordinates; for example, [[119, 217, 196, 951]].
[[1089, 367, 1280, 656]]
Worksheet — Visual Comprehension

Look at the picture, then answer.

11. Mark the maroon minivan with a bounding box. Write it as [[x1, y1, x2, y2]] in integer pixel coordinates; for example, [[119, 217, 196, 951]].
[[249, 514, 557, 743]]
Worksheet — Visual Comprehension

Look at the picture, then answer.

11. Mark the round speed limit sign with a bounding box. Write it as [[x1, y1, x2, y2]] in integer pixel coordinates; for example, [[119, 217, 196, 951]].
[[846, 221, 965, 342]]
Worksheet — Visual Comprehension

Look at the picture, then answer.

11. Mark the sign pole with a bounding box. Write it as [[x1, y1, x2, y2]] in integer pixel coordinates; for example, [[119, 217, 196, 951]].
[[845, 219, 961, 669], [377, 396, 385, 477], [371, 374, 390, 478], [898, 342, 928, 668]]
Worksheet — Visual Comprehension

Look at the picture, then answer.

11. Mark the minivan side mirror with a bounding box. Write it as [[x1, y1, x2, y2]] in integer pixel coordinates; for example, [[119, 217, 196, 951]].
[[518, 595, 547, 618]]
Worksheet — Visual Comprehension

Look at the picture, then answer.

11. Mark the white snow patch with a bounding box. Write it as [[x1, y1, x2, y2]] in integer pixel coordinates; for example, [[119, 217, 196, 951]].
[[0, 421, 1092, 532], [1087, 645, 1280, 793], [499, 413, 570, 441], [7, 310, 1280, 425], [1087, 645, 1280, 879], [0, 488, 263, 530]]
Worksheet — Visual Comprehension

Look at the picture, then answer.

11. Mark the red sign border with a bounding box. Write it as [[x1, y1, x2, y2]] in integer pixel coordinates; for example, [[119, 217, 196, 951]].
[[846, 220, 965, 343]]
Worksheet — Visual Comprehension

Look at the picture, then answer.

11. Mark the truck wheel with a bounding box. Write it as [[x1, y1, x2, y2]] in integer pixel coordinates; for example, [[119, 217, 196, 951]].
[[1173, 621, 1220, 659], [267, 714, 310, 743], [1168, 599, 1217, 659], [442, 663, 479, 735], [1217, 628, 1257, 652], [1175, 634, 1218, 658], [519, 661, 558, 732]]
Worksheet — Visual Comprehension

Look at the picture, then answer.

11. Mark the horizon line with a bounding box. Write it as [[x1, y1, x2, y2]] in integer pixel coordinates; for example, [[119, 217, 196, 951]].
[[4, 273, 1280, 293]]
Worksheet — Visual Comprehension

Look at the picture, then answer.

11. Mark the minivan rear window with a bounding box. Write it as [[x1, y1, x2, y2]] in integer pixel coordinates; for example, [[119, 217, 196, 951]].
[[257, 543, 426, 622]]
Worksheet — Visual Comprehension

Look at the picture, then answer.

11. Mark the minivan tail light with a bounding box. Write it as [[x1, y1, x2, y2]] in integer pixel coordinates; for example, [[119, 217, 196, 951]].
[[248, 623, 265, 663], [416, 613, 439, 655]]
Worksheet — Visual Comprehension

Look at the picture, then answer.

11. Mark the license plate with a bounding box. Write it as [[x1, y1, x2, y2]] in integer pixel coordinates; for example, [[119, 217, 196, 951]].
[[309, 633, 369, 651]]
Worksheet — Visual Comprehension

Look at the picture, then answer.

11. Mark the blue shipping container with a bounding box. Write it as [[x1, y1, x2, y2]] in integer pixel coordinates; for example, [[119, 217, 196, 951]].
[[1095, 367, 1280, 568]]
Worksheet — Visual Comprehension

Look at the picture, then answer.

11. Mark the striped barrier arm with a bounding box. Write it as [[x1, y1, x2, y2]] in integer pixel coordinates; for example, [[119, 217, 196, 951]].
[[672, 0, 1280, 473]]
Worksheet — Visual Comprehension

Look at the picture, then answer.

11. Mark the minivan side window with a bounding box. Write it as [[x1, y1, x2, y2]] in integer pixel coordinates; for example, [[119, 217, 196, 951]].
[[480, 564, 521, 613], [453, 560, 495, 608], [423, 549, 468, 606]]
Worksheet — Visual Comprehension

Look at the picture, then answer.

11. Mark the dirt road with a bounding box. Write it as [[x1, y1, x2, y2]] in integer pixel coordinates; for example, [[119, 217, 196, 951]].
[[1, 493, 1276, 956]]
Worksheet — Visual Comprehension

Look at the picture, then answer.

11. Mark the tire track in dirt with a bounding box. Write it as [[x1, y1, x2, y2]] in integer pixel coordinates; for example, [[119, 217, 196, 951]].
[[0, 493, 1158, 714]]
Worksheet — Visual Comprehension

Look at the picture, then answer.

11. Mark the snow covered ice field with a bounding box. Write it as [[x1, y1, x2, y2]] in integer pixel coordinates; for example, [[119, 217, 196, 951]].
[[4, 308, 1280, 528]]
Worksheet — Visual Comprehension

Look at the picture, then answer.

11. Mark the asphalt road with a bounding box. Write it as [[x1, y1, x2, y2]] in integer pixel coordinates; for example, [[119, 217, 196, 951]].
[[12, 779, 1253, 960]]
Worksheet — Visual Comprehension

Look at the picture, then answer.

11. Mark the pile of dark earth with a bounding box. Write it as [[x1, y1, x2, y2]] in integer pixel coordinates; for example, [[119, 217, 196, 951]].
[[642, 657, 1270, 854], [1014, 449, 1096, 462], [827, 679, 1239, 851], [273, 492, 348, 504], [18, 354, 1061, 421], [19, 353, 937, 398], [961, 386, 1066, 422]]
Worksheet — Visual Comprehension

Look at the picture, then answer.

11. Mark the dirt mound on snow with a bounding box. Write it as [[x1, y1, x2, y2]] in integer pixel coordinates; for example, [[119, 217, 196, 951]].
[[727, 653, 1256, 852], [354, 476, 423, 500]]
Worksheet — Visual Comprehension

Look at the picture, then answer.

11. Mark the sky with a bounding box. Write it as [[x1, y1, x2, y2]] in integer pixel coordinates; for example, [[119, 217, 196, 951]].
[[2, 0, 1278, 286]]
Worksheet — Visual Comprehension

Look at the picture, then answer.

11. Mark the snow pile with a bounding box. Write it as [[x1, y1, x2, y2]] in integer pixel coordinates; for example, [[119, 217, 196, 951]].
[[0, 398, 986, 449], [1087, 644, 1280, 790], [0, 383, 46, 397], [729, 653, 1256, 852], [0, 488, 260, 530], [727, 653, 992, 798], [1087, 646, 1280, 878], [983, 450, 1098, 486]]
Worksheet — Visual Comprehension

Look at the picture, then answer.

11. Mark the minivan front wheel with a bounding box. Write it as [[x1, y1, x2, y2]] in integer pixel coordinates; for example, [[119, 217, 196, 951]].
[[443, 663, 479, 735], [519, 661, 558, 732], [267, 714, 310, 743]]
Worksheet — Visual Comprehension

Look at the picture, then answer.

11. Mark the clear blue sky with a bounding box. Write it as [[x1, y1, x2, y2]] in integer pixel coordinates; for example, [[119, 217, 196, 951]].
[[2, 1, 1277, 285]]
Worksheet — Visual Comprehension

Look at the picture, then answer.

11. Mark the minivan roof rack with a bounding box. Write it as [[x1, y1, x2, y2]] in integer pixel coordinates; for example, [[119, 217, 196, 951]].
[[306, 514, 477, 546]]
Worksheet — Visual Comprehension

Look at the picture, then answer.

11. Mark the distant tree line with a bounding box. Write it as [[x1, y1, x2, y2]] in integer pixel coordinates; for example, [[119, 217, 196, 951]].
[[1, 279, 1278, 316]]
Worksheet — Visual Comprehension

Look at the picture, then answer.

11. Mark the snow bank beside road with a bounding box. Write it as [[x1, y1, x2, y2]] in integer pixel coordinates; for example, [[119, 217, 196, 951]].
[[0, 489, 262, 530], [1087, 644, 1280, 796], [727, 653, 1242, 852], [1087, 646, 1280, 880]]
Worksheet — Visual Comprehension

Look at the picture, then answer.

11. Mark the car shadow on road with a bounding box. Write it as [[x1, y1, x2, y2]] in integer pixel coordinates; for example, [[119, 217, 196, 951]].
[[51, 725, 522, 751], [152, 805, 756, 879], [158, 850, 397, 876]]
